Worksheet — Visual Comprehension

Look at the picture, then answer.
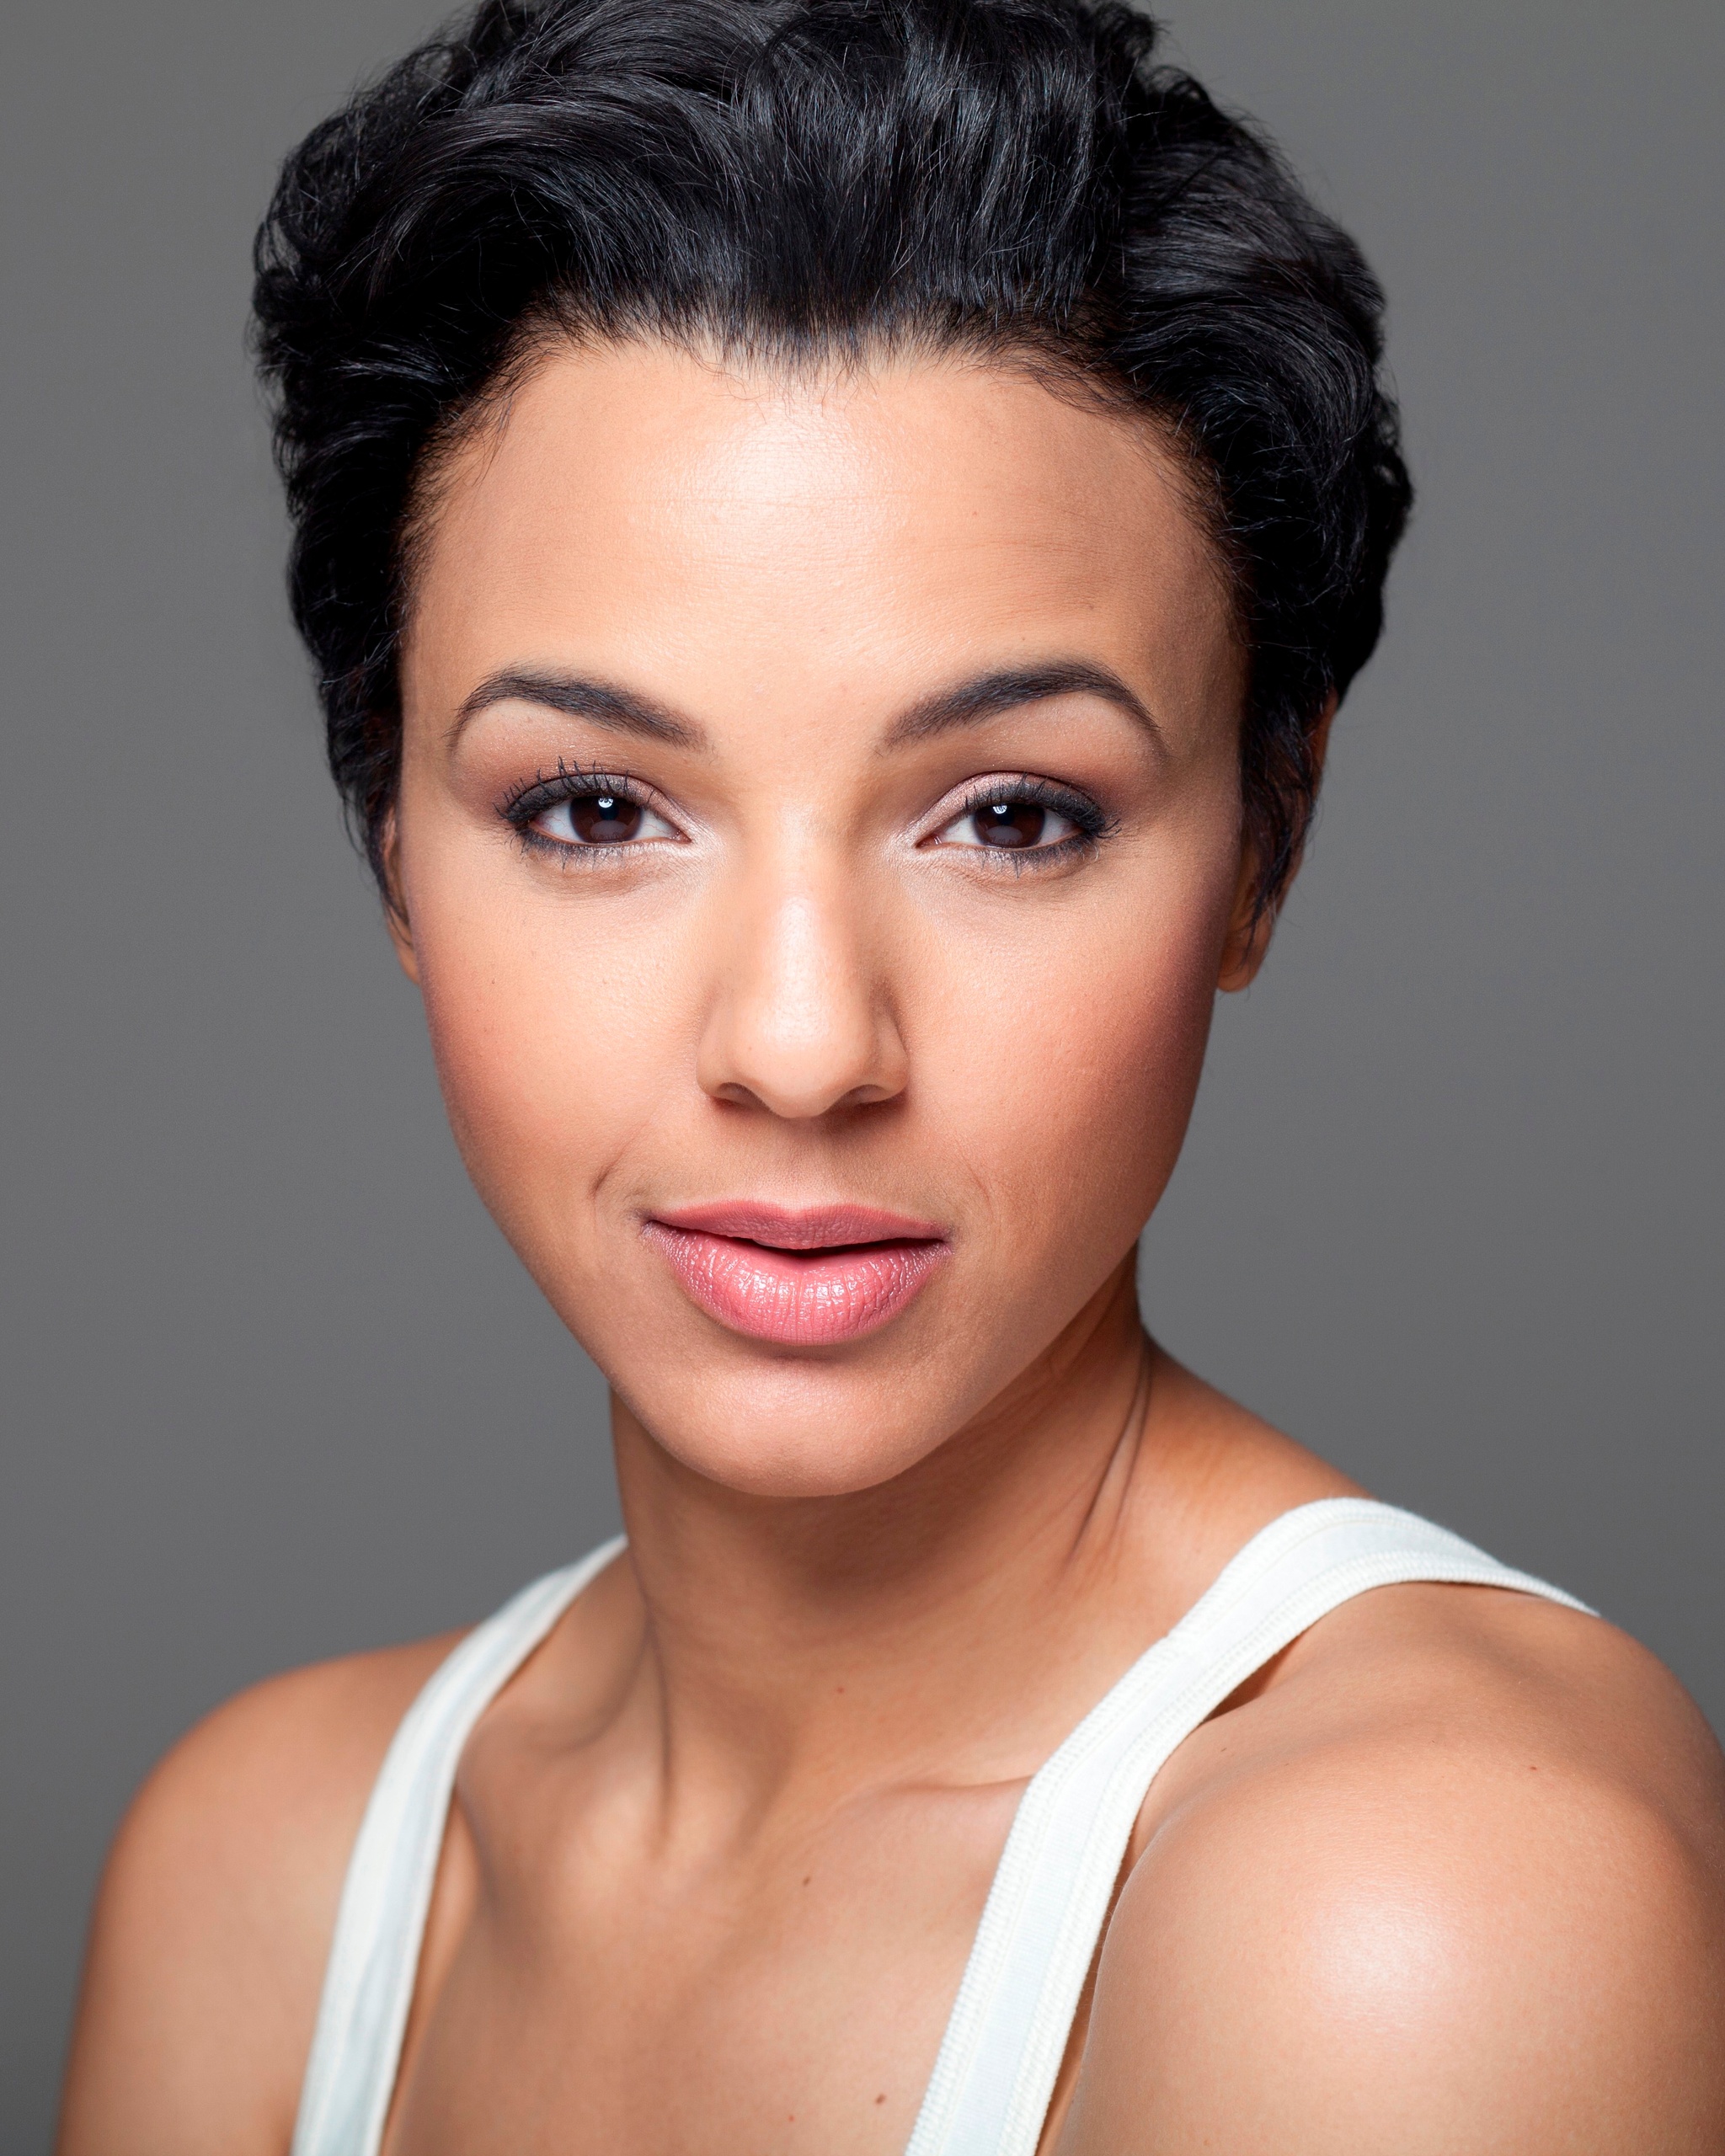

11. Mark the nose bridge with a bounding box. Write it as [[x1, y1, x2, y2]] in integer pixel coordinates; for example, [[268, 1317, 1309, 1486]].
[[697, 822, 905, 1118]]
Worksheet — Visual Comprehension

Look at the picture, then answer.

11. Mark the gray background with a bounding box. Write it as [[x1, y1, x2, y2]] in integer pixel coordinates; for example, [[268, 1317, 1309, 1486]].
[[3, 0, 1720, 2143]]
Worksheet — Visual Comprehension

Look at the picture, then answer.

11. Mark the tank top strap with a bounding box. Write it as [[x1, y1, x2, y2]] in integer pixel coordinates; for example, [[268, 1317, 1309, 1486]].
[[902, 1497, 1592, 2156], [291, 1502, 1588, 2156], [290, 1536, 628, 2156]]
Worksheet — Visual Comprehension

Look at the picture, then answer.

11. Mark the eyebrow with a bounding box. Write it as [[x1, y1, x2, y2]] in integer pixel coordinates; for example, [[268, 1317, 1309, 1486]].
[[451, 658, 1162, 756], [452, 668, 706, 749], [883, 662, 1165, 751]]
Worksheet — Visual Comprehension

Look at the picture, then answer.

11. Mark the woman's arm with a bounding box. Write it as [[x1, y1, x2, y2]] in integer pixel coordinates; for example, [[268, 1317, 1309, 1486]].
[[56, 1640, 453, 2156]]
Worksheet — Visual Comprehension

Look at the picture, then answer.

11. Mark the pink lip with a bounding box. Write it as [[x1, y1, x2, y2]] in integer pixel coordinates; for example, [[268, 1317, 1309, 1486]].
[[644, 1202, 950, 1347]]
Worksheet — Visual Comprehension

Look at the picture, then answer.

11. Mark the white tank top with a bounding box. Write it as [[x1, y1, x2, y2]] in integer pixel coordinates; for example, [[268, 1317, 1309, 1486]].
[[290, 1497, 1588, 2156]]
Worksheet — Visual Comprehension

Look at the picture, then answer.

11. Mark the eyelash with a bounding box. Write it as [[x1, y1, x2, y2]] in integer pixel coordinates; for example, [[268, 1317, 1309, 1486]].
[[495, 765, 1116, 869], [498, 761, 669, 862], [937, 776, 1116, 872]]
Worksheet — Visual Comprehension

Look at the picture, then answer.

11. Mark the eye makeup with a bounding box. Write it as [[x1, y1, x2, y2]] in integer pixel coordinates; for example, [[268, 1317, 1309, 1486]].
[[929, 775, 1117, 872], [495, 759, 1119, 874], [498, 761, 682, 862]]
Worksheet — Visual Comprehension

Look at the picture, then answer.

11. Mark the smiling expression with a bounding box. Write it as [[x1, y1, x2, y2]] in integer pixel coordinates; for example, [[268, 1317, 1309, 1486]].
[[389, 340, 1254, 1496]]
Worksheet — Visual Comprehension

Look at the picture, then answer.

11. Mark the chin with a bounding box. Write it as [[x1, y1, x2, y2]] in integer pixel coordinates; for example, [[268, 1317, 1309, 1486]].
[[611, 1347, 979, 1500]]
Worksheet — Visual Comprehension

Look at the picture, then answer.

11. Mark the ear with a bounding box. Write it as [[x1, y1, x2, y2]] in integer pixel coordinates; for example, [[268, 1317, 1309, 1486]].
[[1216, 696, 1338, 994], [380, 810, 421, 985]]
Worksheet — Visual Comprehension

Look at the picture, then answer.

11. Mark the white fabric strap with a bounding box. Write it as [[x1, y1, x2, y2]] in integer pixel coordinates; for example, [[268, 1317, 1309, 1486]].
[[290, 1501, 1586, 2156], [901, 1498, 1590, 2156], [290, 1537, 627, 2156]]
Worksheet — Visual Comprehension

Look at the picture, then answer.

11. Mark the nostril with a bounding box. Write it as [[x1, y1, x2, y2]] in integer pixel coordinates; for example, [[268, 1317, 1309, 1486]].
[[708, 1075, 901, 1117]]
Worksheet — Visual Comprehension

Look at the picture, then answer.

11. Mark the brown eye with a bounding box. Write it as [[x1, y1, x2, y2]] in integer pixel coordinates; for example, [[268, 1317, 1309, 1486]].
[[526, 786, 677, 851], [569, 792, 643, 843], [933, 789, 1087, 858], [972, 801, 1046, 848]]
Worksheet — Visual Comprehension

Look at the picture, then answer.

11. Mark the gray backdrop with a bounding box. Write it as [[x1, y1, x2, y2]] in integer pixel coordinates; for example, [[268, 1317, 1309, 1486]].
[[3, 0, 1721, 2144]]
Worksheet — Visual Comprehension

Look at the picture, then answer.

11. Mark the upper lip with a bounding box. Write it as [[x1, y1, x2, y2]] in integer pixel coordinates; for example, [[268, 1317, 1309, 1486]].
[[648, 1201, 946, 1250]]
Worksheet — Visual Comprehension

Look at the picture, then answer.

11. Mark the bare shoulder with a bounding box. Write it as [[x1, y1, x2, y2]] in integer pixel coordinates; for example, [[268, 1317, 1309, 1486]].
[[1066, 1580, 1725, 2155], [56, 1628, 460, 2156]]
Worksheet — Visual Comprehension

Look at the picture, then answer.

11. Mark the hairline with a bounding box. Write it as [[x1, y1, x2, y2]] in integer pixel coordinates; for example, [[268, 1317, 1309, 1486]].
[[393, 310, 1247, 670]]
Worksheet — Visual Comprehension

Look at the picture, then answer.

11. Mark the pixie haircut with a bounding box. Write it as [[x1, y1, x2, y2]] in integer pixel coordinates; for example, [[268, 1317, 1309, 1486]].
[[254, 0, 1411, 916]]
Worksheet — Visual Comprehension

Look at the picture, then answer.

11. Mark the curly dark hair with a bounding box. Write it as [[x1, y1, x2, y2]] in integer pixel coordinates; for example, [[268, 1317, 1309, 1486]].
[[253, 0, 1411, 916]]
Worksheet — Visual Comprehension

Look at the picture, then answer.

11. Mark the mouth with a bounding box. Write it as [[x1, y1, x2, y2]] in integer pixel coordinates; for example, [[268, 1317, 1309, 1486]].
[[643, 1202, 950, 1347]]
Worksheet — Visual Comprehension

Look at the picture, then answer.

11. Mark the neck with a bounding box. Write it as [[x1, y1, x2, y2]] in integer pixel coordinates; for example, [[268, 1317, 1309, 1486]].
[[606, 1260, 1218, 1827]]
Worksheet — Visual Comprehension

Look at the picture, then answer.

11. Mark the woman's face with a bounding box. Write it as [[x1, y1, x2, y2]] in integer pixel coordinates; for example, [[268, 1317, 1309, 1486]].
[[393, 341, 1252, 1497]]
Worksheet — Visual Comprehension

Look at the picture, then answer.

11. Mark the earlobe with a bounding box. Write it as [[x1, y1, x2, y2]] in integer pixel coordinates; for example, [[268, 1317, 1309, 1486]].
[[1216, 861, 1274, 993], [380, 814, 420, 984], [1218, 695, 1338, 995]]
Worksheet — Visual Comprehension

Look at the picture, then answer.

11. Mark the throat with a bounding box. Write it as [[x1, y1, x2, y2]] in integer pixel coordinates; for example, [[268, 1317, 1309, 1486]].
[[604, 1283, 1165, 1827]]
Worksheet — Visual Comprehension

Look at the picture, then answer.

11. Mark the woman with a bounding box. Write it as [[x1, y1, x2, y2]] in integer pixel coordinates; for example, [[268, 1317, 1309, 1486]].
[[57, 1, 1725, 2149]]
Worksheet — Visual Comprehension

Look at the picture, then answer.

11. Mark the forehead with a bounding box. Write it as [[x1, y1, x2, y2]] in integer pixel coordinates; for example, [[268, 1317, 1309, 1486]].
[[405, 339, 1240, 731]]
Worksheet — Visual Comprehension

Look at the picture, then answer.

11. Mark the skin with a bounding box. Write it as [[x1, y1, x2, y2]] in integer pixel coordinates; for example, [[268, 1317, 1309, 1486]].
[[59, 343, 1725, 2155]]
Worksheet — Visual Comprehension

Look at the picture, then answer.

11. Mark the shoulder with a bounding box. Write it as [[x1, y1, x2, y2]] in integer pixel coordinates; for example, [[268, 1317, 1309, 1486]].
[[1067, 1580, 1725, 2154], [57, 1630, 459, 2156]]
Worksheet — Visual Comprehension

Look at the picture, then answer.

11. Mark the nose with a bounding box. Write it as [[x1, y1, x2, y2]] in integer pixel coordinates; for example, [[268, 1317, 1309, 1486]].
[[696, 857, 909, 1119]]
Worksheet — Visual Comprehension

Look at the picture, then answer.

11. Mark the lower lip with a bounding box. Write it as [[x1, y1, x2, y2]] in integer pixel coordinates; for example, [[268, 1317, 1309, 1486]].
[[644, 1225, 948, 1346]]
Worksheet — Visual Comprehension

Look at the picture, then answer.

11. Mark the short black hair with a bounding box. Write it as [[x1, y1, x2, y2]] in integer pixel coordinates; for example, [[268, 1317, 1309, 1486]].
[[253, 0, 1411, 915]]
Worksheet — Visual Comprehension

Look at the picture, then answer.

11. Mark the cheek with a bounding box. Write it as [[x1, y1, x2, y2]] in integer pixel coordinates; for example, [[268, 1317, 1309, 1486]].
[[920, 880, 1225, 1270], [408, 862, 689, 1252]]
